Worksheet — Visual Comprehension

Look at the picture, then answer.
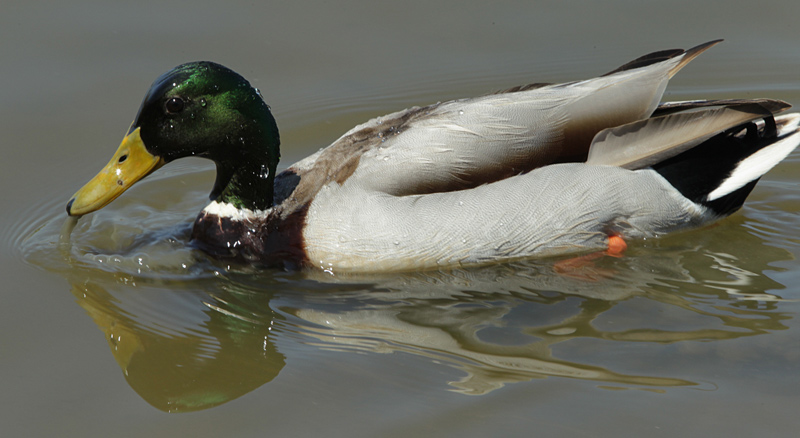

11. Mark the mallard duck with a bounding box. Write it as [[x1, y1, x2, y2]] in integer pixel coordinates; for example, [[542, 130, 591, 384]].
[[66, 40, 800, 272]]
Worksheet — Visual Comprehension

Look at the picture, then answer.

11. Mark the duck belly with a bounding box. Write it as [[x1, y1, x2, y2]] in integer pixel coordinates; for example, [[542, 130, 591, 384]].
[[302, 164, 713, 272]]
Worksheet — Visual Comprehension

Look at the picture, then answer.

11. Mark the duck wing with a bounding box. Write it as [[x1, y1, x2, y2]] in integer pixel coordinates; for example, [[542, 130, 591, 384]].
[[315, 41, 720, 196], [278, 41, 720, 209], [586, 99, 792, 169]]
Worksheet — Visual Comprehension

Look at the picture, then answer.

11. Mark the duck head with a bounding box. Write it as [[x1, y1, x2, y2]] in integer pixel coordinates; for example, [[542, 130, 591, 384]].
[[66, 61, 280, 216]]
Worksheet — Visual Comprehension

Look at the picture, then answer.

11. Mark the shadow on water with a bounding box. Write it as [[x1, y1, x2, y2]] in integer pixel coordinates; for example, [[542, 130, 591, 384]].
[[15, 171, 795, 412]]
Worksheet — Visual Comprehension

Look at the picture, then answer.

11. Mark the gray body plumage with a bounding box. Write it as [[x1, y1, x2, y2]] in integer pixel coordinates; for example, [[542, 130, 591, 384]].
[[303, 164, 709, 271]]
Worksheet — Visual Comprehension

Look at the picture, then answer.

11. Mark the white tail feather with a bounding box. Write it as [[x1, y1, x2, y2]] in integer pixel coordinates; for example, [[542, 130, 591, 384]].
[[707, 119, 800, 201]]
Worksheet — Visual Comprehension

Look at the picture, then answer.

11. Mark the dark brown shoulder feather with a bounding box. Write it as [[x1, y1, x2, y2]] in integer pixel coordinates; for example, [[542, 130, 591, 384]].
[[272, 104, 438, 213]]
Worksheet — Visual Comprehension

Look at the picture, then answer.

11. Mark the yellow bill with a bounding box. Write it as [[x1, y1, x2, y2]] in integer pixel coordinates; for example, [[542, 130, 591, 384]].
[[67, 127, 165, 216]]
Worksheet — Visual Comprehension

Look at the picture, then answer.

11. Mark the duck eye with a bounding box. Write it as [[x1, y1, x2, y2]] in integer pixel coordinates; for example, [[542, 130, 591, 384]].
[[165, 97, 185, 114]]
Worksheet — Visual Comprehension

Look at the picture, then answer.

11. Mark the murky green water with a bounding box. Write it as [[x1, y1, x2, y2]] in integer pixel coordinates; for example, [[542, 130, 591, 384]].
[[3, 1, 800, 436]]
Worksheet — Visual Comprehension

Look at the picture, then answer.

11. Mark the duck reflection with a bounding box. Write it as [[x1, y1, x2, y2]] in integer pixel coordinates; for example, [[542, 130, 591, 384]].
[[70, 278, 284, 412], [59, 218, 792, 411]]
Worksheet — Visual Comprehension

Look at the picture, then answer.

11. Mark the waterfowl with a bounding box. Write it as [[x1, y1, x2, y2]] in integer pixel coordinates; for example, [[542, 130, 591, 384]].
[[66, 40, 800, 272]]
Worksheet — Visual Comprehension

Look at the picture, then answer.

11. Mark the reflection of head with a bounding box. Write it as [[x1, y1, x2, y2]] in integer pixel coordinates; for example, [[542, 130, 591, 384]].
[[73, 281, 285, 413]]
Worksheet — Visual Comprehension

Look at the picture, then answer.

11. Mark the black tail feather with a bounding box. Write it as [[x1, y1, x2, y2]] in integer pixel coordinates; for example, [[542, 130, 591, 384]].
[[652, 120, 776, 216]]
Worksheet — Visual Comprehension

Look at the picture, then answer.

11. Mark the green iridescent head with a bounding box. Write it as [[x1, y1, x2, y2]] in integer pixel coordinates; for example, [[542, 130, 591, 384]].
[[67, 62, 281, 216]]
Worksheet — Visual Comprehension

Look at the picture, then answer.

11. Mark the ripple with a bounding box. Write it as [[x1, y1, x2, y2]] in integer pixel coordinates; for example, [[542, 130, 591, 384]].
[[17, 164, 219, 281], [5, 194, 66, 258]]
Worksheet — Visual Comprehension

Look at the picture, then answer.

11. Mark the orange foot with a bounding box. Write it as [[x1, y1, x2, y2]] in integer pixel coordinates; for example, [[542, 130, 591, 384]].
[[553, 235, 627, 281], [606, 235, 627, 257]]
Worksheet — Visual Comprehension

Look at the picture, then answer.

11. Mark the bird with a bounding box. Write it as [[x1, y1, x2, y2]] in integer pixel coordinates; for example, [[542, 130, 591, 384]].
[[66, 40, 800, 272]]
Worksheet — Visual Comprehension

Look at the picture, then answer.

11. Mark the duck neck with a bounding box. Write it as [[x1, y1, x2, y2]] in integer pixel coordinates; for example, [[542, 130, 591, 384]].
[[210, 116, 281, 212], [212, 160, 274, 212]]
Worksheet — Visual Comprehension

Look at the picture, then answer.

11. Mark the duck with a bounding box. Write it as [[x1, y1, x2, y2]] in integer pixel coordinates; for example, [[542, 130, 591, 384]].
[[66, 40, 800, 272]]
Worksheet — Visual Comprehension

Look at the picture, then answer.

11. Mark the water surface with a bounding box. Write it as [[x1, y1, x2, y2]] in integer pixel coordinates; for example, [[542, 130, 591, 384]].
[[3, 1, 800, 437]]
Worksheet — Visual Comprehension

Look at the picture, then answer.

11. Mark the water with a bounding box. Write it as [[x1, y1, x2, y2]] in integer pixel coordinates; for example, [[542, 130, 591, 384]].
[[3, 1, 800, 436]]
